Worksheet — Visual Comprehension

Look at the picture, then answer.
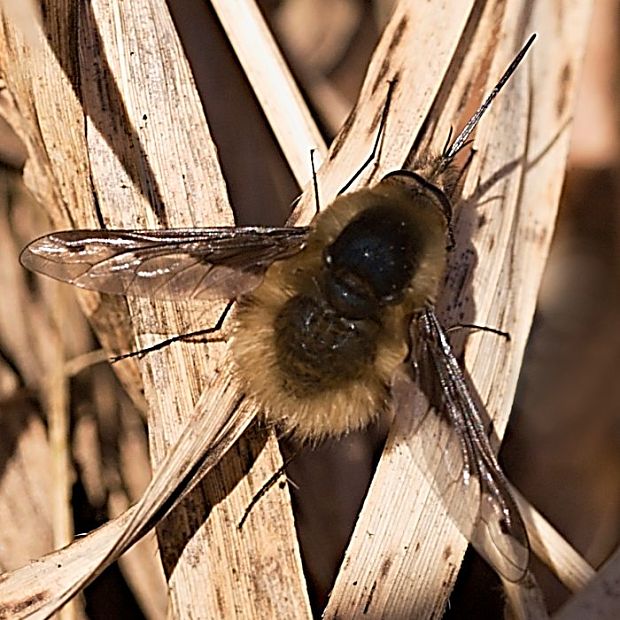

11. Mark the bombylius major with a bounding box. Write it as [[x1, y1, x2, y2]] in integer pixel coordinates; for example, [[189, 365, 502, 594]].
[[20, 35, 536, 582]]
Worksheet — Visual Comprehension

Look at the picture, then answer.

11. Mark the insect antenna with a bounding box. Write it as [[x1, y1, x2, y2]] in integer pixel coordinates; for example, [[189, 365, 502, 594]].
[[440, 33, 536, 168]]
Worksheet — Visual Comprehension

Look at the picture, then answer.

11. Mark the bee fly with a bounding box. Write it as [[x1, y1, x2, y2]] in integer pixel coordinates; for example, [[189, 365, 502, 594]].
[[21, 35, 536, 581]]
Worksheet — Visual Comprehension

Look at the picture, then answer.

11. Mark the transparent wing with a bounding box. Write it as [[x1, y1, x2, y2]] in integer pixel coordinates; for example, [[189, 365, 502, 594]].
[[20, 226, 309, 300], [409, 307, 530, 582]]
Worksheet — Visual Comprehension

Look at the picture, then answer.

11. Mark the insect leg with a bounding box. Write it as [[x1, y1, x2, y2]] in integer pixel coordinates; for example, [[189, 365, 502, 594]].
[[237, 450, 298, 529], [446, 323, 511, 341], [110, 300, 235, 363], [310, 148, 320, 215], [337, 78, 397, 195]]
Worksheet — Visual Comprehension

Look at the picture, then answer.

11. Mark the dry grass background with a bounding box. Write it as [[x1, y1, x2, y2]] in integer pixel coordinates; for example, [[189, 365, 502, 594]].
[[0, 0, 616, 618]]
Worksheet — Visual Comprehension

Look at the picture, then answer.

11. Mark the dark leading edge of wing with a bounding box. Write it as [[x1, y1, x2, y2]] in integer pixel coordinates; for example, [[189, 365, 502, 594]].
[[20, 227, 310, 301], [411, 308, 530, 582]]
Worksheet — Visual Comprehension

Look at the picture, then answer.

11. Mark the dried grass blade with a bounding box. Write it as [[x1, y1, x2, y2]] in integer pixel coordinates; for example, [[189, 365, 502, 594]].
[[0, 365, 251, 619], [211, 0, 327, 184]]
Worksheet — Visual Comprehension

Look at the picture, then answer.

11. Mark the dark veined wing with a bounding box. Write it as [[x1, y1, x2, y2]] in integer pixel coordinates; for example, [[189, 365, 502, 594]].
[[20, 226, 309, 300], [409, 307, 530, 582]]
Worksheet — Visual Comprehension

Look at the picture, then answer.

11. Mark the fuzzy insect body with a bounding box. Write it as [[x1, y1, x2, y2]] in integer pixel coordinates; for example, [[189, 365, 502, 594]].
[[233, 173, 448, 441]]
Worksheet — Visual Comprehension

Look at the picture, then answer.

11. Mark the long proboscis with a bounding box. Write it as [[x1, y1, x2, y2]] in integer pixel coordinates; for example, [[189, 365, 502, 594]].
[[442, 33, 537, 163]]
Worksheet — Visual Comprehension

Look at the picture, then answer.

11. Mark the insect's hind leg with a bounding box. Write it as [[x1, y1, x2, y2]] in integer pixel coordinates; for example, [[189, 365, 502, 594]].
[[337, 78, 398, 195], [237, 447, 299, 529], [110, 300, 235, 363]]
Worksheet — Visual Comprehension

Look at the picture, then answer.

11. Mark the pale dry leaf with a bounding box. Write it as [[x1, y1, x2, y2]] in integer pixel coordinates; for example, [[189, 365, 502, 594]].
[[0, 368, 253, 619], [0, 399, 53, 571], [78, 1, 310, 616], [553, 544, 620, 620], [0, 0, 42, 49], [211, 0, 327, 183], [513, 486, 597, 592]]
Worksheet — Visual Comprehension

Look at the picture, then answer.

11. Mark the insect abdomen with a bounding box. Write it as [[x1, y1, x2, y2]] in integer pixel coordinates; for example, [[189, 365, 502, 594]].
[[274, 294, 379, 394]]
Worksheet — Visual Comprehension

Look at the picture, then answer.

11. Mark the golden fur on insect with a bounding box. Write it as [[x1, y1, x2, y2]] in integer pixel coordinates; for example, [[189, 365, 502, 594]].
[[232, 175, 449, 442]]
